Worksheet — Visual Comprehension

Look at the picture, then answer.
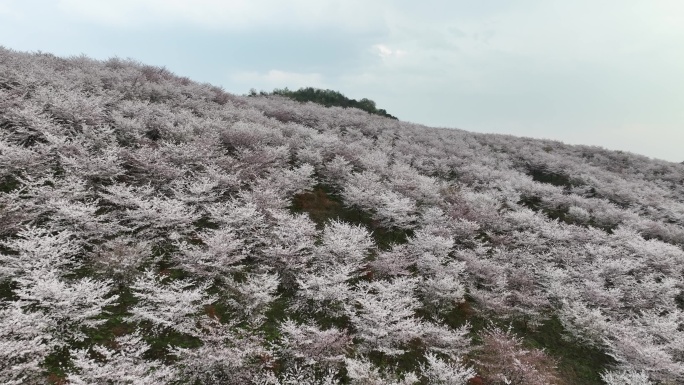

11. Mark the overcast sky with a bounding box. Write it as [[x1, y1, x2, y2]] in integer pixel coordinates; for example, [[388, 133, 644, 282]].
[[1, 0, 682, 162]]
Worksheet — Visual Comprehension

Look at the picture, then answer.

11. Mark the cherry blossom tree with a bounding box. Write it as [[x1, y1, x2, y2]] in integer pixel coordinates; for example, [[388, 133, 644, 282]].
[[0, 304, 52, 385], [171, 318, 262, 384], [601, 369, 653, 385], [472, 326, 562, 385], [279, 319, 351, 365], [420, 353, 476, 385], [68, 333, 176, 385], [346, 277, 424, 356], [127, 270, 216, 335], [345, 356, 419, 385]]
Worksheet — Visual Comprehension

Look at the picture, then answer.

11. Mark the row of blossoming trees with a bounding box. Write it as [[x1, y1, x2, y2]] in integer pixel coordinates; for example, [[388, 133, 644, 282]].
[[1, 47, 684, 384]]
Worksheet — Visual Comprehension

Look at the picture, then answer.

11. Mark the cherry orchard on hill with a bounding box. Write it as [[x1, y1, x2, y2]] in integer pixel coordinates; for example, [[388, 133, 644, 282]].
[[1, 47, 683, 384]]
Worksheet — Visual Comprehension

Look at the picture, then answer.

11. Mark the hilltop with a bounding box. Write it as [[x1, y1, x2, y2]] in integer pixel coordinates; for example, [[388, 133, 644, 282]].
[[1, 47, 684, 385], [255, 87, 397, 120]]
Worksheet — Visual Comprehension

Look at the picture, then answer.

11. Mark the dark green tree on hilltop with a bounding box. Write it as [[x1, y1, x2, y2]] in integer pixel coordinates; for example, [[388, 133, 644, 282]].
[[252, 87, 398, 119]]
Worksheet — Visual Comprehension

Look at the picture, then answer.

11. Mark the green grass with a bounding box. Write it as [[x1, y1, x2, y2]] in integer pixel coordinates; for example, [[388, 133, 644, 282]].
[[0, 279, 17, 302], [0, 174, 20, 193], [521, 316, 613, 384], [526, 167, 576, 189], [261, 294, 292, 344]]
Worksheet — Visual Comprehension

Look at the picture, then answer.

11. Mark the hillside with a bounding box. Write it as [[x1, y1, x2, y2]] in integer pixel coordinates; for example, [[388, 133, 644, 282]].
[[1, 47, 684, 385]]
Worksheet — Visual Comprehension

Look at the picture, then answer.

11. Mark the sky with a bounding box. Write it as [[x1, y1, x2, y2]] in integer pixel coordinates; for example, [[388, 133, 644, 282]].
[[1, 0, 682, 162]]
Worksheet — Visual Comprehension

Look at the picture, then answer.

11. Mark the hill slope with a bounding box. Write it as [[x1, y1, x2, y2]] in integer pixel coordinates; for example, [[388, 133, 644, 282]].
[[1, 47, 684, 385]]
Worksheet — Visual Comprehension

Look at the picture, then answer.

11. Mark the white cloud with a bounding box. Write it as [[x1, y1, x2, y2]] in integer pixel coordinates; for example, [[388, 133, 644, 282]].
[[373, 44, 407, 59]]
